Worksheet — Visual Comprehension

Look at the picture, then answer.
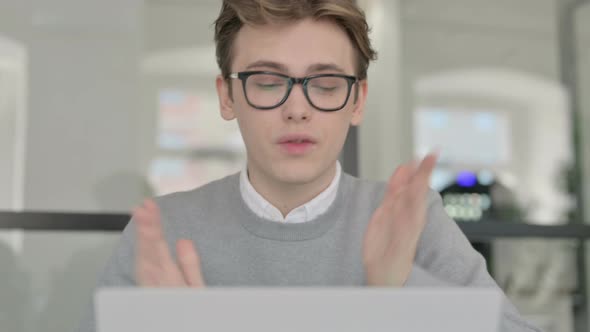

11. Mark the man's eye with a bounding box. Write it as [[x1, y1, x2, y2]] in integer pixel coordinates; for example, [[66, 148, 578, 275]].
[[319, 86, 337, 91], [256, 83, 284, 90], [257, 83, 279, 90], [311, 85, 339, 92]]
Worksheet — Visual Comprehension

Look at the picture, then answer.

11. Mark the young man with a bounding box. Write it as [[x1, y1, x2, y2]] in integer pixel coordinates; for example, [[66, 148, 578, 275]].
[[77, 1, 540, 331]]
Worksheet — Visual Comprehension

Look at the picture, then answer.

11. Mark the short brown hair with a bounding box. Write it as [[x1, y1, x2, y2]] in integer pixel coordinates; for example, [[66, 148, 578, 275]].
[[214, 0, 377, 80]]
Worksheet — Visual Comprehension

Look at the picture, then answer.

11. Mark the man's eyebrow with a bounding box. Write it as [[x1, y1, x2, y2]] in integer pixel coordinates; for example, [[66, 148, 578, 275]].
[[244, 60, 348, 75], [306, 63, 346, 74], [245, 60, 289, 72]]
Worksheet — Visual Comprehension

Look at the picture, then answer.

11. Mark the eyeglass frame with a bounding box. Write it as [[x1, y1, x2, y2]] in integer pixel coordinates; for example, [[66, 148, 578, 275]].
[[227, 71, 360, 112]]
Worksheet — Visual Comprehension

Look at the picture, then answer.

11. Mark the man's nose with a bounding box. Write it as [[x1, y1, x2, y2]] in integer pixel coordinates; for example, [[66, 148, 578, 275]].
[[281, 84, 312, 122]]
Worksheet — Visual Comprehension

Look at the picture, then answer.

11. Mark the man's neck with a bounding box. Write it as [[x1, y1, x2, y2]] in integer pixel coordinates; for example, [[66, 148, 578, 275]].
[[247, 163, 338, 217]]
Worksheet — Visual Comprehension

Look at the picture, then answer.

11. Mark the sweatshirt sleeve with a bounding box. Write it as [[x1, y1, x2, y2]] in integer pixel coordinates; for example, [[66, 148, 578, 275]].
[[404, 190, 543, 332], [73, 220, 137, 332]]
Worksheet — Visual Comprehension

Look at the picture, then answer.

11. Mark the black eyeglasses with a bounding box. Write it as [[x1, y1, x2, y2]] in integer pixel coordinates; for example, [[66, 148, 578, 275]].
[[227, 71, 359, 112]]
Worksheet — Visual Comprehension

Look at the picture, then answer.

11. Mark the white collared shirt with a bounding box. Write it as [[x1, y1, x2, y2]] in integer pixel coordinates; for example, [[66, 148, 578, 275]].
[[239, 162, 342, 223]]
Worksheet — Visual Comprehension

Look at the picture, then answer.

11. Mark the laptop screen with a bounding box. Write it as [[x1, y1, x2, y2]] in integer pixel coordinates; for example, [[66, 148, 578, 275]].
[[96, 287, 502, 332]]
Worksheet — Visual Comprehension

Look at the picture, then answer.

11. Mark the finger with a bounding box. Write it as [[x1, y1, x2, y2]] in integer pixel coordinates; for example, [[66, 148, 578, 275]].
[[384, 162, 416, 203], [404, 160, 435, 223], [176, 239, 205, 287], [416, 153, 438, 179], [376, 162, 415, 235], [134, 199, 174, 263], [385, 197, 423, 256], [392, 161, 417, 188], [411, 153, 438, 189]]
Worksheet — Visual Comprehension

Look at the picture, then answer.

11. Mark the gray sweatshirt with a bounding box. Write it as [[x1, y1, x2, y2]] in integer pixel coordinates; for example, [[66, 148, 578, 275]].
[[76, 172, 540, 332]]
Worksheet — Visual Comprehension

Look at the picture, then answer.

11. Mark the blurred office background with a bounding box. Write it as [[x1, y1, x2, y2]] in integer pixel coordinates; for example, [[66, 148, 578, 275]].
[[0, 0, 589, 331]]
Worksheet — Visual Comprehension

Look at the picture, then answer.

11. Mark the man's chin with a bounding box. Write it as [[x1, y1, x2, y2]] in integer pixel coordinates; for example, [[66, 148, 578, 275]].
[[271, 163, 332, 186]]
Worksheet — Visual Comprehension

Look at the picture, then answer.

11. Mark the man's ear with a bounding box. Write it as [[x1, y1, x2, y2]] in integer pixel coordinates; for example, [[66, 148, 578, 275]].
[[216, 75, 236, 121], [350, 79, 368, 126]]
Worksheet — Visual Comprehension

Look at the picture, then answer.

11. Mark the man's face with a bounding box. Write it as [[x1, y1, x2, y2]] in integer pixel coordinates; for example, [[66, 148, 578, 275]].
[[216, 18, 367, 186]]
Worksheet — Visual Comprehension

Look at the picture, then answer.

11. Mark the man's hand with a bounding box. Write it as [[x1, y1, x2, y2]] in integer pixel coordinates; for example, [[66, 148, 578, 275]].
[[133, 199, 205, 287], [363, 154, 438, 287]]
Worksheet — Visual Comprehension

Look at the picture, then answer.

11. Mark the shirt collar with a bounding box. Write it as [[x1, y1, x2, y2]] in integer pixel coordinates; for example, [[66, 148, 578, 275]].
[[239, 162, 342, 223]]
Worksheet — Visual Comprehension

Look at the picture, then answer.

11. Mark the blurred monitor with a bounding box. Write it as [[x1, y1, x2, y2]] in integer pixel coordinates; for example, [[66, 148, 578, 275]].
[[415, 107, 512, 167]]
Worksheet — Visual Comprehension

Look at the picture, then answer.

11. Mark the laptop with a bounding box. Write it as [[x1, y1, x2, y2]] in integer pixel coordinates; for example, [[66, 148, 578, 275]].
[[95, 287, 502, 332]]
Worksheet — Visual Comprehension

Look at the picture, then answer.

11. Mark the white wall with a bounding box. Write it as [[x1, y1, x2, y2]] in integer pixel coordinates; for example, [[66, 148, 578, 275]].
[[576, 3, 590, 223], [575, 5, 590, 330], [17, 0, 145, 213], [0, 0, 146, 213], [0, 36, 27, 210], [0, 0, 228, 213], [0, 1, 28, 211], [359, 0, 408, 181]]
